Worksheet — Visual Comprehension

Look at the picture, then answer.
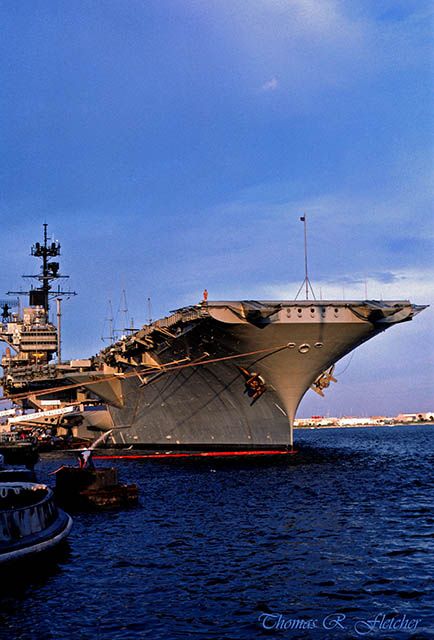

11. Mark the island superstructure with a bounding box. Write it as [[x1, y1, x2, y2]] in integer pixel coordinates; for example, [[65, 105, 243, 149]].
[[0, 224, 70, 396], [0, 225, 110, 435]]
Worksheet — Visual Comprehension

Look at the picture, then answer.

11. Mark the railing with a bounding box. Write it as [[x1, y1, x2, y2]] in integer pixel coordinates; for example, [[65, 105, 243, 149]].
[[0, 432, 19, 443], [145, 306, 207, 333]]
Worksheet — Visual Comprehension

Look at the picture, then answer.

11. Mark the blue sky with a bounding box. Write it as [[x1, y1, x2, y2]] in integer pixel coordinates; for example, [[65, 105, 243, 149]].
[[0, 0, 432, 416]]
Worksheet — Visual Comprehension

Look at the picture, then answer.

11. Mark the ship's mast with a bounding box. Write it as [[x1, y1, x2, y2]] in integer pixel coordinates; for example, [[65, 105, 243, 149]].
[[56, 297, 62, 363], [7, 223, 76, 313], [147, 297, 152, 325], [295, 214, 316, 301], [102, 300, 115, 343]]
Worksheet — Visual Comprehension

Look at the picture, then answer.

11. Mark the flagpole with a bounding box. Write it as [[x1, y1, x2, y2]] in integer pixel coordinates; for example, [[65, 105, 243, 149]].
[[303, 214, 308, 300], [295, 214, 315, 301]]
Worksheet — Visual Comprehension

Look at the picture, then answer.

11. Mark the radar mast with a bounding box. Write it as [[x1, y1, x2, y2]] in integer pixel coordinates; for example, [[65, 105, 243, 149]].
[[7, 223, 76, 311]]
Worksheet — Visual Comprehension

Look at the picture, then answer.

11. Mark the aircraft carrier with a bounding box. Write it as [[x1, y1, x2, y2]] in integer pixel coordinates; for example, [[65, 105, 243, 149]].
[[0, 225, 427, 450], [67, 297, 426, 449]]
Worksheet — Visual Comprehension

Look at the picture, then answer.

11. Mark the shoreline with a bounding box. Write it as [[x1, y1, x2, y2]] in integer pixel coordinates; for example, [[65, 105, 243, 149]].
[[295, 422, 434, 430]]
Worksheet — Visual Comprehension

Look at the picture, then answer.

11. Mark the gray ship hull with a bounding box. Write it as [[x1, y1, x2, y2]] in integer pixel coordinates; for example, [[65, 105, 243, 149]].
[[69, 300, 426, 449], [107, 357, 291, 448]]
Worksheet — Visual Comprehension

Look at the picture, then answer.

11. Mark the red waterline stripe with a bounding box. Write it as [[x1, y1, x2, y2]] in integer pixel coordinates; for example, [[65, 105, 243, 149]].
[[93, 449, 298, 460]]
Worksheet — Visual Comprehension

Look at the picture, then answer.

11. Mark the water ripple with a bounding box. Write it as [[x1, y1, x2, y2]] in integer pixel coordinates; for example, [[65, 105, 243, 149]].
[[1, 425, 434, 639]]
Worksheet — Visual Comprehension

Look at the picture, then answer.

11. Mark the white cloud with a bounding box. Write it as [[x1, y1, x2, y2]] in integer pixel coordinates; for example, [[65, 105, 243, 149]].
[[173, 161, 433, 309], [260, 76, 279, 92], [262, 266, 434, 305], [190, 1, 431, 107], [262, 0, 359, 39]]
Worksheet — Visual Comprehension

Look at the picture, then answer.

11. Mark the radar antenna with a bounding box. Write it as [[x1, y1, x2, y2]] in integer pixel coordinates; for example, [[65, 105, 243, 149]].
[[7, 223, 77, 311], [0, 298, 19, 321], [102, 299, 115, 343]]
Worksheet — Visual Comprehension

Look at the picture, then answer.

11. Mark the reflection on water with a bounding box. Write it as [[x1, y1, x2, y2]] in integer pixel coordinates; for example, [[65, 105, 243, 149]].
[[1, 425, 434, 639]]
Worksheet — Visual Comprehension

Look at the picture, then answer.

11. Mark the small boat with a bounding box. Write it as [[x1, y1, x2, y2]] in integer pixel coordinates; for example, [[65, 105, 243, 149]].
[[0, 441, 39, 468], [53, 429, 138, 510], [0, 452, 35, 483], [0, 482, 73, 565], [54, 466, 138, 510], [0, 465, 35, 483]]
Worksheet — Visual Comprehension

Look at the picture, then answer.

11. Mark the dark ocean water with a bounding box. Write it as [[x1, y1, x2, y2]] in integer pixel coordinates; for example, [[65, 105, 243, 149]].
[[1, 425, 434, 640]]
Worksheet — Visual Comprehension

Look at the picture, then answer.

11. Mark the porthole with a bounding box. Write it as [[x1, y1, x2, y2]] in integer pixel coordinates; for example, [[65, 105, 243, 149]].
[[297, 308, 302, 314], [314, 342, 323, 348], [287, 342, 296, 348], [310, 307, 315, 314], [298, 343, 310, 354], [286, 308, 291, 317]]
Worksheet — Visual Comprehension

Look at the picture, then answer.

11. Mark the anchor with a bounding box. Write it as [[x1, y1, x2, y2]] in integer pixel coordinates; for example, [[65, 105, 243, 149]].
[[237, 366, 267, 405], [311, 365, 337, 397]]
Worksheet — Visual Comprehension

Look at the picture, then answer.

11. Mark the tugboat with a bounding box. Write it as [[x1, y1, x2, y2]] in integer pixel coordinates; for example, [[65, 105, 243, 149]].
[[54, 466, 138, 510], [53, 431, 138, 510], [0, 482, 72, 565]]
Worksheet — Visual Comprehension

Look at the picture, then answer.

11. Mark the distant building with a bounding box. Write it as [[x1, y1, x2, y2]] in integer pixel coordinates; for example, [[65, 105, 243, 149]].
[[294, 416, 337, 427], [294, 411, 434, 428], [337, 417, 373, 427], [396, 412, 434, 423]]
